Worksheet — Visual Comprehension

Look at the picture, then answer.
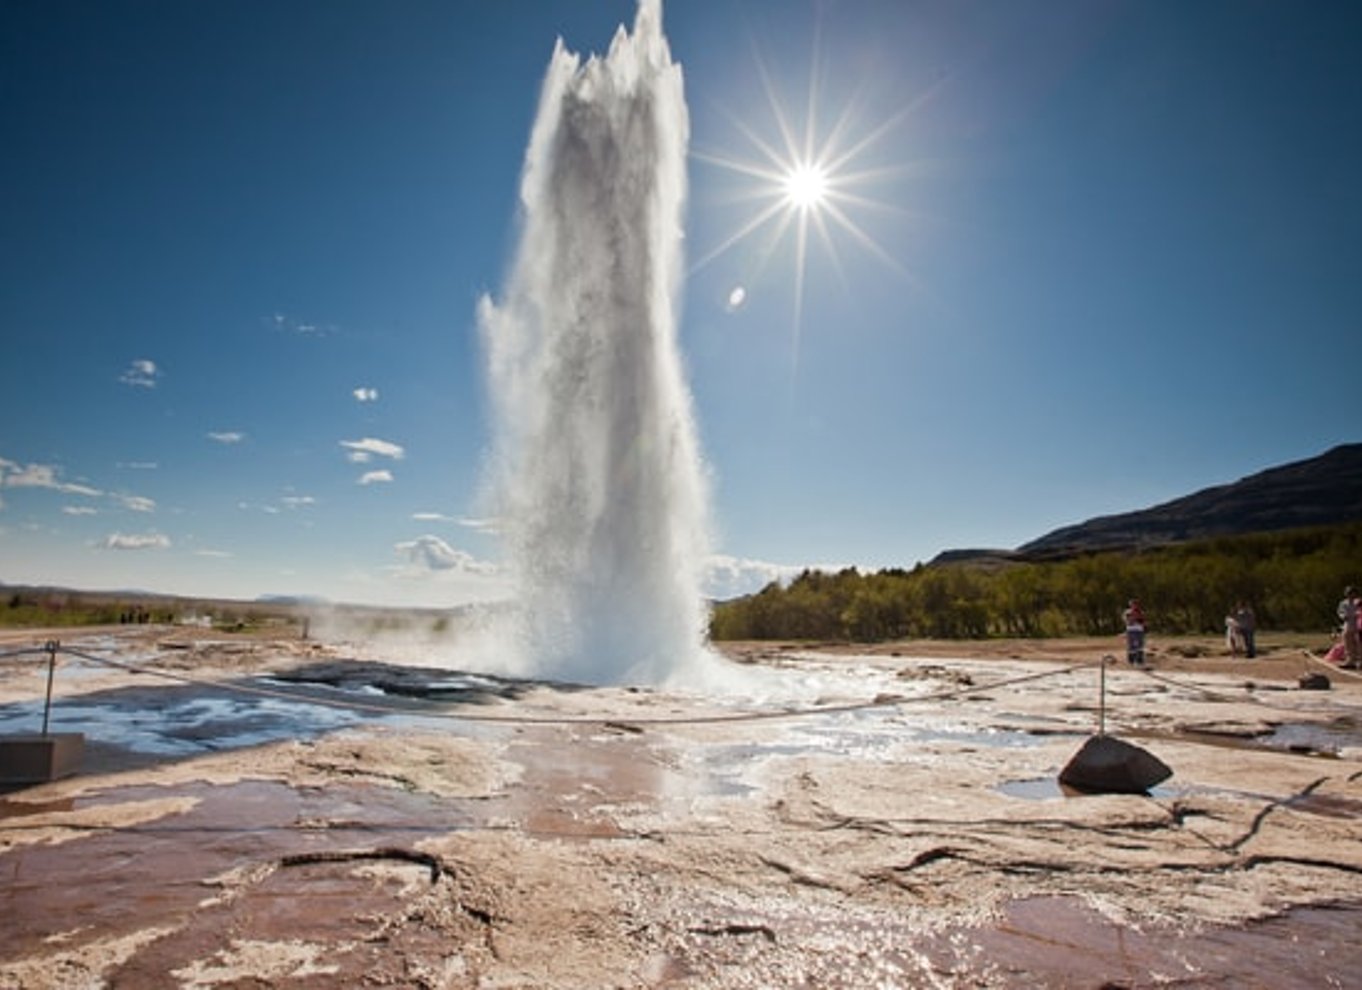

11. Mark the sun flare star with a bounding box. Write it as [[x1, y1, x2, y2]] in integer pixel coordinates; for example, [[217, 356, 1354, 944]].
[[691, 41, 921, 381]]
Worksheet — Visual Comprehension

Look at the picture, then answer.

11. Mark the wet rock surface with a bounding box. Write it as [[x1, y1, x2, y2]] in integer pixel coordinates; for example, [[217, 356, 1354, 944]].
[[0, 630, 1359, 987]]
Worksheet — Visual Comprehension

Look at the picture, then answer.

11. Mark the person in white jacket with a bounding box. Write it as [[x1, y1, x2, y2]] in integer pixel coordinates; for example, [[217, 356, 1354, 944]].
[[1339, 587, 1360, 669]]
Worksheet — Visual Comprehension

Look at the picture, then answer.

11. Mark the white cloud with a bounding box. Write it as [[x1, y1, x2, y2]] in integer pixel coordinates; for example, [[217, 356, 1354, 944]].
[[116, 494, 156, 513], [353, 387, 379, 402], [358, 470, 394, 486], [346, 450, 372, 463], [340, 437, 405, 460], [412, 511, 453, 522], [281, 495, 316, 509], [4, 463, 59, 488], [119, 358, 160, 388], [0, 461, 103, 497], [62, 506, 99, 516], [726, 285, 747, 311], [98, 532, 171, 551], [458, 516, 503, 534], [394, 535, 497, 575], [195, 549, 233, 558], [116, 461, 159, 470], [208, 431, 246, 444]]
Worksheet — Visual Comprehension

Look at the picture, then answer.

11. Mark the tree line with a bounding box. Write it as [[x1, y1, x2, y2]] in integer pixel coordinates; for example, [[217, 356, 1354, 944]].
[[709, 522, 1362, 641]]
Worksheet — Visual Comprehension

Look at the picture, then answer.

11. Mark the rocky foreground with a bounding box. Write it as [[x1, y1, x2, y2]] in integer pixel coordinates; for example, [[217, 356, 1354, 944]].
[[0, 629, 1359, 988]]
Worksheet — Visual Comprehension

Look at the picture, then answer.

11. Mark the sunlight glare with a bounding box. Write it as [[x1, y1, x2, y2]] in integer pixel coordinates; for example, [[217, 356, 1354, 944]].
[[783, 163, 828, 210], [690, 34, 922, 384]]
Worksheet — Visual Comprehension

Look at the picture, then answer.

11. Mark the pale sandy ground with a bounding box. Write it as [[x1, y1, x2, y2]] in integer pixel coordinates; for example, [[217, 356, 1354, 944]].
[[0, 627, 1359, 989]]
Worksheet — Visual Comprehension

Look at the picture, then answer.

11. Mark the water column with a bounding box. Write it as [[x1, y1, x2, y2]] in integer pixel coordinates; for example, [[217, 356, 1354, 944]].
[[479, 0, 713, 685]]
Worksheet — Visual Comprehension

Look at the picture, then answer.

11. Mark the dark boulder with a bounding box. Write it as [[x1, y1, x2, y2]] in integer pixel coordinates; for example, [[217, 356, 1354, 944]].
[[1059, 734, 1172, 794]]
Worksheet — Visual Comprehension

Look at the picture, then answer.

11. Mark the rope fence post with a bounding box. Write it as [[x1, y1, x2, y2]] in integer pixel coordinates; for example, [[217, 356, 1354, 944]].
[[41, 639, 59, 736], [1098, 653, 1110, 736]]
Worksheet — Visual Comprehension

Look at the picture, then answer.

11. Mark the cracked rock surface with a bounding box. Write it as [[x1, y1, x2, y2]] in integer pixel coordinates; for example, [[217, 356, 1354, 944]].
[[0, 630, 1359, 988]]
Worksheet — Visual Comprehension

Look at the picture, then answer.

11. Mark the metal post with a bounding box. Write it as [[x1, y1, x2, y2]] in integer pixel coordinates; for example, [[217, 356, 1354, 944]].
[[1098, 653, 1108, 736], [41, 640, 59, 737]]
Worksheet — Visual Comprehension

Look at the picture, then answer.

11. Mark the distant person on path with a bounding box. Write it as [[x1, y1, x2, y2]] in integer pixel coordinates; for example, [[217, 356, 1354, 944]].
[[1234, 601, 1257, 658], [1123, 598, 1146, 666], [1340, 586, 1361, 669]]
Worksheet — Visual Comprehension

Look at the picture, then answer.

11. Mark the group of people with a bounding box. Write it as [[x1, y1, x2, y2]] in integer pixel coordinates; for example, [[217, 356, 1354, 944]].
[[1121, 586, 1362, 669]]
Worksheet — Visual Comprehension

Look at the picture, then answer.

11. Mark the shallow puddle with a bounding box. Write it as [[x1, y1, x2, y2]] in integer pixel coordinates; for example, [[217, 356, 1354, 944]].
[[1263, 719, 1362, 755], [0, 686, 367, 761], [913, 895, 1362, 989], [997, 775, 1179, 801], [0, 779, 469, 960]]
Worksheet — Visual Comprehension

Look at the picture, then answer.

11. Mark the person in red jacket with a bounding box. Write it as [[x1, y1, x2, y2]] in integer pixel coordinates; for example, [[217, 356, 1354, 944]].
[[1123, 599, 1146, 666]]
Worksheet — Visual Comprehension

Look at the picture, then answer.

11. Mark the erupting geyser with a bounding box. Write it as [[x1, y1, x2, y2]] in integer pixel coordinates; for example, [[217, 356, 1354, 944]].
[[479, 0, 713, 686]]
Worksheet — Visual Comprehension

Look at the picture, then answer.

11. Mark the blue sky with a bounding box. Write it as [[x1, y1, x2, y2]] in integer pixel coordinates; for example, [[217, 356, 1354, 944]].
[[2, 0, 1358, 607]]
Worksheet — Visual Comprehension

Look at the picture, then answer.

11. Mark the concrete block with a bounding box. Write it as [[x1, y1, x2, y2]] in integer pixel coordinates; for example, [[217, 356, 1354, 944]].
[[0, 733, 84, 784]]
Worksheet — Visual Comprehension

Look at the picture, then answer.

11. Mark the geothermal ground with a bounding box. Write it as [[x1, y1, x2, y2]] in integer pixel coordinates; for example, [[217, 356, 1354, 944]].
[[1, 628, 1359, 988]]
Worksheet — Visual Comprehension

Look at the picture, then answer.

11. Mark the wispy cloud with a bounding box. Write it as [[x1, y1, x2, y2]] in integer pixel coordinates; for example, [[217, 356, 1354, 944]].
[[281, 495, 316, 509], [412, 511, 453, 522], [115, 494, 156, 513], [1, 457, 158, 519], [358, 470, 394, 486], [98, 532, 171, 551], [458, 516, 502, 534], [116, 461, 159, 470], [353, 387, 379, 403], [270, 313, 334, 337], [340, 437, 405, 461], [0, 460, 103, 497], [207, 431, 246, 445], [394, 535, 497, 574], [195, 549, 233, 558], [119, 358, 161, 388]]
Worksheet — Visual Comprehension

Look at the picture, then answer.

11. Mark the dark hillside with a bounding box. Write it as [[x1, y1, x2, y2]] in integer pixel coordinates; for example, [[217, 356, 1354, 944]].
[[1016, 443, 1362, 559]]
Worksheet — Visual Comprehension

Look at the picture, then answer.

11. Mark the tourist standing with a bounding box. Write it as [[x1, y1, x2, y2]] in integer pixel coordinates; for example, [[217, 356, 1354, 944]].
[[1234, 601, 1257, 658], [1339, 587, 1361, 669], [1123, 598, 1146, 667], [1225, 611, 1242, 657]]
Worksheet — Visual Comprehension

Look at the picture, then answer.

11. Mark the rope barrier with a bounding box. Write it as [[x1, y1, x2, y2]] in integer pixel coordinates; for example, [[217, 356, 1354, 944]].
[[1136, 662, 1362, 716], [0, 646, 57, 661], [23, 644, 1098, 728], [1301, 649, 1362, 681], [7, 640, 1357, 730]]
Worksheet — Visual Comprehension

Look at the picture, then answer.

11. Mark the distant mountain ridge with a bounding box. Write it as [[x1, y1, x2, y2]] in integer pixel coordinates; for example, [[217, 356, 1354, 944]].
[[1011, 443, 1362, 559]]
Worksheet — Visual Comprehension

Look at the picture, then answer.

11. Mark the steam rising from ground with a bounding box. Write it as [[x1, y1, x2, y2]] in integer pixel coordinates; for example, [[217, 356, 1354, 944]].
[[475, 0, 718, 686]]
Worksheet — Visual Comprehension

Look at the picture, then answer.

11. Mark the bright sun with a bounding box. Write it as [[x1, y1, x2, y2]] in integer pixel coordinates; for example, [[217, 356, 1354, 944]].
[[690, 39, 915, 379], [783, 162, 828, 210]]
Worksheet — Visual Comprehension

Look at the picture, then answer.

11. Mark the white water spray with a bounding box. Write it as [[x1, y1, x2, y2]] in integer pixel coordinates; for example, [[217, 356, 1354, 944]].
[[478, 0, 714, 686]]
